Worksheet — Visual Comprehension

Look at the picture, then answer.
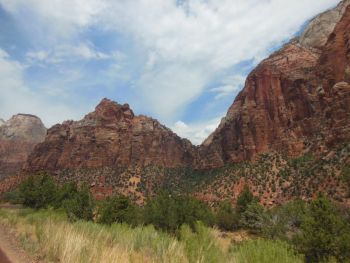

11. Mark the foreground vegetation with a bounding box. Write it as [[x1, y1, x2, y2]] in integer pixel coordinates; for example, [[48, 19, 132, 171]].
[[1, 172, 350, 262], [0, 208, 303, 263]]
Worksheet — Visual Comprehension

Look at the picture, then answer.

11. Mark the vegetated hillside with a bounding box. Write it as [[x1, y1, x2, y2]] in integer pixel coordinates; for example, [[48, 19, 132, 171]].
[[2, 1, 350, 207]]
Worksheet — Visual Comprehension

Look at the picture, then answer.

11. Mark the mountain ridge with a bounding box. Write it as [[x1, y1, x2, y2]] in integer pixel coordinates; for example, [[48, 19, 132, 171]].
[[1, 1, 350, 206]]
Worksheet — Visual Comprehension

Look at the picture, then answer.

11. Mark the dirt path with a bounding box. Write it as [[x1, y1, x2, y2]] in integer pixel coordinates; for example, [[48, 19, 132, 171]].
[[0, 224, 40, 263], [0, 247, 12, 263]]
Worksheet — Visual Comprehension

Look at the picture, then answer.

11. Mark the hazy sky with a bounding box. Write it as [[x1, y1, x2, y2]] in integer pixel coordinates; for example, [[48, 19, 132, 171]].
[[0, 0, 339, 144]]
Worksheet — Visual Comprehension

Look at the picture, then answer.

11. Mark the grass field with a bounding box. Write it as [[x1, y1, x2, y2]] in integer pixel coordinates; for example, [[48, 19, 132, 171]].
[[0, 207, 303, 263]]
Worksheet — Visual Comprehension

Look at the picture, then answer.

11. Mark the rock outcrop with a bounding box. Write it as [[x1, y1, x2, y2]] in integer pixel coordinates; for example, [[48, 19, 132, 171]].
[[0, 119, 5, 127], [197, 2, 350, 168], [25, 98, 195, 173], [299, 0, 350, 49], [0, 114, 46, 181]]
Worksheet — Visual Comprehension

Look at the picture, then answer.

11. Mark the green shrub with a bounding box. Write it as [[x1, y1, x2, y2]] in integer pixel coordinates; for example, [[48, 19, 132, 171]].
[[19, 172, 57, 209], [294, 195, 350, 263], [240, 201, 267, 233], [144, 192, 214, 233], [97, 195, 140, 226], [2, 189, 23, 204], [236, 186, 258, 215], [341, 166, 350, 197], [215, 200, 239, 231], [261, 200, 308, 240], [53, 182, 78, 209], [63, 183, 94, 221]]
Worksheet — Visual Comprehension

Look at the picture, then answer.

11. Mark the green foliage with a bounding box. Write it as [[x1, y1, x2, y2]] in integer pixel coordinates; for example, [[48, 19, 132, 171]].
[[179, 222, 226, 263], [97, 195, 140, 226], [19, 172, 57, 209], [341, 166, 350, 197], [215, 200, 239, 231], [144, 192, 214, 233], [294, 195, 350, 263], [240, 201, 267, 234], [262, 200, 308, 240], [236, 186, 258, 215], [53, 182, 78, 209], [231, 239, 304, 263], [63, 183, 94, 221], [2, 189, 23, 204]]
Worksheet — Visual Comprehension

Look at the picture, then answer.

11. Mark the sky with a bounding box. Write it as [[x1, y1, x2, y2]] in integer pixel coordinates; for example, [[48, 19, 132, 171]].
[[0, 0, 340, 145]]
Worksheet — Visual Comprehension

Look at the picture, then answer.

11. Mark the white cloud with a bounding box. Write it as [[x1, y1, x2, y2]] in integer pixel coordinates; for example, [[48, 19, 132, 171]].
[[0, 48, 85, 126], [98, 0, 338, 120], [172, 117, 222, 145], [26, 42, 111, 65], [211, 75, 246, 100], [0, 0, 106, 38]]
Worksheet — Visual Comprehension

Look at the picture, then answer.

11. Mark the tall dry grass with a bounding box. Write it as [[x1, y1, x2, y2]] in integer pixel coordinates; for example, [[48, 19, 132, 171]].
[[0, 208, 303, 263]]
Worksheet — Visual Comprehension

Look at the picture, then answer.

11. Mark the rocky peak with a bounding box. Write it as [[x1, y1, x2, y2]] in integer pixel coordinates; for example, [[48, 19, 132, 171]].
[[92, 98, 134, 122], [0, 114, 47, 142], [24, 99, 196, 176], [0, 114, 47, 182], [298, 0, 350, 49]]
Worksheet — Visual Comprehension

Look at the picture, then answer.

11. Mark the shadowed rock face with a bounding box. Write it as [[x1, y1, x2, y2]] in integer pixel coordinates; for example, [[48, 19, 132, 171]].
[[0, 114, 46, 180], [25, 98, 195, 174], [197, 2, 350, 168]]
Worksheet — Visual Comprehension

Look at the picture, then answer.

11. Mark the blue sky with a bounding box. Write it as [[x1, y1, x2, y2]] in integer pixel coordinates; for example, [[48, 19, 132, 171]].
[[0, 0, 339, 144]]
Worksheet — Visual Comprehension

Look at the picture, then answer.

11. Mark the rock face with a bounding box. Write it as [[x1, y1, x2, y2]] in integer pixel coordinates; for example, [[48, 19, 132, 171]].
[[299, 0, 350, 49], [25, 99, 195, 173], [0, 114, 46, 181], [197, 2, 350, 168], [0, 119, 5, 127]]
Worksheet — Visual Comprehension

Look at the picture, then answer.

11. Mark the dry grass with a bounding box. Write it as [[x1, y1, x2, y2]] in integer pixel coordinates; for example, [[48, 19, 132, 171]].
[[0, 208, 303, 263]]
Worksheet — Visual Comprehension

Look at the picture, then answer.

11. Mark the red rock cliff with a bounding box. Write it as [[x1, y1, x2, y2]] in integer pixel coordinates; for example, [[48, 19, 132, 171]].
[[197, 1, 350, 168], [25, 98, 195, 174]]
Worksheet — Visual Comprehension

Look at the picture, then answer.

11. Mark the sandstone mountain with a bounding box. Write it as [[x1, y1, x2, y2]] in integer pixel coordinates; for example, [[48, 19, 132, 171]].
[[197, 0, 350, 169], [25, 98, 194, 173], [0, 114, 46, 192], [22, 99, 195, 200]]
